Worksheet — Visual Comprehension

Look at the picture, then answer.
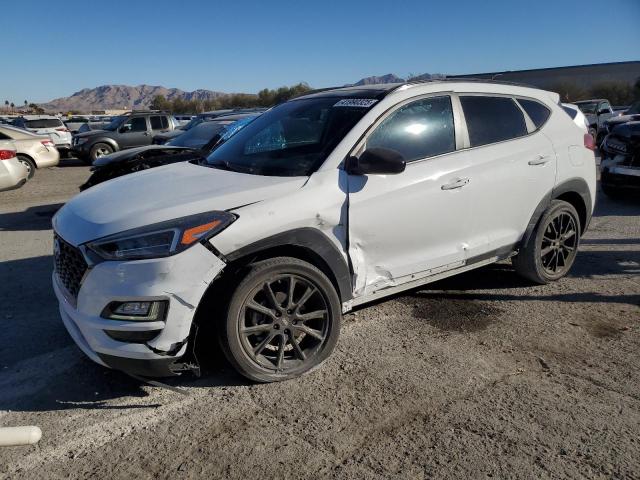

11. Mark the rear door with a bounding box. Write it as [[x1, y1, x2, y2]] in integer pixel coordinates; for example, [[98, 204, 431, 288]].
[[118, 116, 150, 148], [347, 94, 474, 296], [456, 95, 556, 258]]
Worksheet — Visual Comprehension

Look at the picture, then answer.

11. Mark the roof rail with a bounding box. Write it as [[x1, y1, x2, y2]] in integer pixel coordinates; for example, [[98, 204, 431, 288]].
[[404, 77, 536, 89]]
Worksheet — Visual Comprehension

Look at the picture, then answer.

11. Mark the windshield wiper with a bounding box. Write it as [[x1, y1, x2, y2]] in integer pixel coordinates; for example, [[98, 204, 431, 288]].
[[204, 160, 251, 173]]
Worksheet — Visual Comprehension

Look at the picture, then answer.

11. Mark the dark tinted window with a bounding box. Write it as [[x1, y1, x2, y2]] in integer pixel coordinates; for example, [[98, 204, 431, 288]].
[[150, 115, 169, 130], [460, 96, 527, 147], [25, 118, 64, 129], [125, 117, 147, 132], [367, 96, 455, 162], [517, 98, 551, 129], [0, 131, 10, 140], [167, 122, 227, 148]]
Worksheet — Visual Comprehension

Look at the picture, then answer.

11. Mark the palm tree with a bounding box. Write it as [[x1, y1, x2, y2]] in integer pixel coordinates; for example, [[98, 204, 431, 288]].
[[10, 102, 14, 113], [4, 100, 8, 113]]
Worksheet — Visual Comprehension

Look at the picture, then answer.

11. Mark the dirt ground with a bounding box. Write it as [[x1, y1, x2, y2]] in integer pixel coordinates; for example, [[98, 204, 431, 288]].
[[0, 160, 639, 479]]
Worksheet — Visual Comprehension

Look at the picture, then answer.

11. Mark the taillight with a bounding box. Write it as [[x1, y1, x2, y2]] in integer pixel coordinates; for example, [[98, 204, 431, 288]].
[[55, 127, 69, 132], [41, 139, 55, 147], [0, 149, 17, 160], [584, 133, 595, 151]]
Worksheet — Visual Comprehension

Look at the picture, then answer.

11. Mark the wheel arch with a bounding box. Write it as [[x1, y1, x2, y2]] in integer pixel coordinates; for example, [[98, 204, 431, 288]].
[[89, 137, 120, 152], [16, 152, 36, 168], [521, 178, 592, 248], [219, 228, 352, 303]]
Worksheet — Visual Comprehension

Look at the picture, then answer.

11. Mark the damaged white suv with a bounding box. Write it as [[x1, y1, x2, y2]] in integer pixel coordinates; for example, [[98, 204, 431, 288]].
[[53, 80, 596, 382]]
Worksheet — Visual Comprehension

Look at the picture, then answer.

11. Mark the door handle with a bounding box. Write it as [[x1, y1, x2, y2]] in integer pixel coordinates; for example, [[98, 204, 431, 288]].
[[528, 154, 551, 166], [441, 178, 470, 190]]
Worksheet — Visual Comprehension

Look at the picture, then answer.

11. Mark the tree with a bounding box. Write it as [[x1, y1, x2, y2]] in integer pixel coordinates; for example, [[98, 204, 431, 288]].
[[149, 94, 171, 111], [4, 100, 8, 112], [10, 102, 14, 112], [29, 103, 44, 114]]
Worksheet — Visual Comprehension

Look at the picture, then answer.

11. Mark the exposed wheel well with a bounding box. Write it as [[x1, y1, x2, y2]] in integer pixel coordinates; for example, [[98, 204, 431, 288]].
[[554, 191, 587, 234]]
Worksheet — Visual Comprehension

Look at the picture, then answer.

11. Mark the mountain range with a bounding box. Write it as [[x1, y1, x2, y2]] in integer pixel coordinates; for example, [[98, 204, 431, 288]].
[[39, 73, 441, 112]]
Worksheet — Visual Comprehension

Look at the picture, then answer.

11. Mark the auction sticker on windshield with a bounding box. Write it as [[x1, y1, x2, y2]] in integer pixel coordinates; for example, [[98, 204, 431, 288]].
[[334, 99, 378, 108]]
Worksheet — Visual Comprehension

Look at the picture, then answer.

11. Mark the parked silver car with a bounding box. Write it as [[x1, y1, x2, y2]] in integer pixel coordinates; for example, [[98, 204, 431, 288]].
[[0, 140, 29, 192], [0, 125, 60, 178]]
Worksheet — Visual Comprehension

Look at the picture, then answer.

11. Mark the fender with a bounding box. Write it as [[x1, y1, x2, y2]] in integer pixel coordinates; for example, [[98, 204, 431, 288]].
[[224, 227, 353, 301], [87, 136, 120, 152], [521, 177, 592, 248]]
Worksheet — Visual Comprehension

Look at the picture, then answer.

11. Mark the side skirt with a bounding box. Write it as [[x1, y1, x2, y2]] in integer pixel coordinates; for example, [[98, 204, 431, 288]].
[[344, 245, 516, 312]]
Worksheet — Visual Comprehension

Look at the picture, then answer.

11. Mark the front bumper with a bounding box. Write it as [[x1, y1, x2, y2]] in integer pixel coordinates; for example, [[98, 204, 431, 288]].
[[53, 241, 226, 376]]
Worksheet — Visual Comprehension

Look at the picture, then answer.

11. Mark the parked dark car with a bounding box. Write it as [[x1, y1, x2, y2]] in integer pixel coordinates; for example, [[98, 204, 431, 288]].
[[574, 99, 615, 145], [71, 111, 180, 164], [79, 113, 259, 190], [599, 101, 640, 146], [600, 121, 640, 197], [152, 108, 266, 144]]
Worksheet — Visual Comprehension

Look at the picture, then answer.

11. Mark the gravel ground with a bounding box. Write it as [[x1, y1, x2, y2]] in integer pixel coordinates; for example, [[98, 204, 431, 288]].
[[0, 160, 639, 479]]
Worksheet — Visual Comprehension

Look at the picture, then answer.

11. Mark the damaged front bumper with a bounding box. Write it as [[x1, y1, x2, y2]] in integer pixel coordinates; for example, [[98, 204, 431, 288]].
[[53, 242, 225, 377]]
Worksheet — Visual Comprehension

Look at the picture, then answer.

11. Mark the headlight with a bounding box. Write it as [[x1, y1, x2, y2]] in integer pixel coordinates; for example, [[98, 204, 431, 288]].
[[87, 211, 236, 260]]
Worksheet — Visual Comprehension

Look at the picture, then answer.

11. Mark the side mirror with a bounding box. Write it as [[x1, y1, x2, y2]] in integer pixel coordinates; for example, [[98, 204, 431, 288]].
[[348, 147, 406, 175]]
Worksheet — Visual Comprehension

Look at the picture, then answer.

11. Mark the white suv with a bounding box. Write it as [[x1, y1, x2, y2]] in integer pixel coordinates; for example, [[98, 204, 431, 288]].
[[52, 80, 596, 382], [14, 115, 72, 154]]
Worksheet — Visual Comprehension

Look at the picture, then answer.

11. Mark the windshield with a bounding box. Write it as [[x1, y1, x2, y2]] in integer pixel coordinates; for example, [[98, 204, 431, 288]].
[[167, 121, 228, 148], [25, 119, 63, 129], [575, 102, 598, 114], [206, 97, 373, 176], [103, 115, 127, 131]]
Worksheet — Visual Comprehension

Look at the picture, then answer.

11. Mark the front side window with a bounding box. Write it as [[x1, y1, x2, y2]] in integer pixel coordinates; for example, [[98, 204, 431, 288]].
[[460, 96, 527, 147], [517, 98, 551, 129], [599, 102, 611, 113], [366, 96, 455, 162], [124, 117, 147, 132], [206, 97, 373, 176]]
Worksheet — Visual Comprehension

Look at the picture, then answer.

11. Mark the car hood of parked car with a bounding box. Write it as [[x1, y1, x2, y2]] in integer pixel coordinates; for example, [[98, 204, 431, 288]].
[[92, 145, 193, 167], [606, 114, 640, 127], [610, 121, 640, 139], [53, 161, 308, 246]]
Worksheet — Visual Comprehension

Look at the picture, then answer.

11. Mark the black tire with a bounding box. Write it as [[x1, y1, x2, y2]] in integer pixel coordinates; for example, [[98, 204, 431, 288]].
[[220, 257, 341, 382], [513, 200, 581, 284], [89, 143, 113, 162], [17, 155, 36, 179]]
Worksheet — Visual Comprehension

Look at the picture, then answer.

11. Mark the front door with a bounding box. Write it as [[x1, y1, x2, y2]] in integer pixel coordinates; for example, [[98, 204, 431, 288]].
[[118, 116, 150, 148], [346, 95, 473, 297]]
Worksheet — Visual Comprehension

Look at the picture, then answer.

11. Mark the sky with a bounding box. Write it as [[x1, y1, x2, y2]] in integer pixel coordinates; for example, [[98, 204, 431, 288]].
[[2, 0, 639, 103]]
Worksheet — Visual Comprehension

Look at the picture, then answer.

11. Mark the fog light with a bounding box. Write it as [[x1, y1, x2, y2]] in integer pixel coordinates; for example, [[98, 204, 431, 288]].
[[102, 300, 167, 321]]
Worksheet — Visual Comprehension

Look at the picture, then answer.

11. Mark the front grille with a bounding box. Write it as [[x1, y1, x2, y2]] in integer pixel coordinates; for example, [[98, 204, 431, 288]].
[[54, 233, 88, 300]]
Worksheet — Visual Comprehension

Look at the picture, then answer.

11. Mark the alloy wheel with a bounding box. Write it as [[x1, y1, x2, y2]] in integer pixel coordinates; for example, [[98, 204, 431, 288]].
[[238, 274, 329, 373], [540, 211, 578, 276]]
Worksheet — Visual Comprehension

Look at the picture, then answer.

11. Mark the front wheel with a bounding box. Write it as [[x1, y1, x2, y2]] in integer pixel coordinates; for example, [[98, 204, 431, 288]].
[[220, 257, 341, 382], [89, 143, 113, 162], [513, 200, 581, 284]]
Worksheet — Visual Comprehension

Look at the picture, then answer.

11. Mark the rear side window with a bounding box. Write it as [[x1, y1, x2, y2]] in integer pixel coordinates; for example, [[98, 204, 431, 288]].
[[517, 98, 551, 129], [460, 96, 527, 147], [25, 119, 63, 129], [366, 96, 456, 162], [0, 132, 10, 140], [150, 115, 169, 130]]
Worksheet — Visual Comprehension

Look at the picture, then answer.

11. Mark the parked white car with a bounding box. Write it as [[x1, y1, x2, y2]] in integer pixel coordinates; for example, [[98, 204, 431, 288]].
[[52, 80, 596, 382], [13, 115, 72, 155], [561, 103, 590, 132], [0, 140, 29, 192], [0, 125, 60, 178]]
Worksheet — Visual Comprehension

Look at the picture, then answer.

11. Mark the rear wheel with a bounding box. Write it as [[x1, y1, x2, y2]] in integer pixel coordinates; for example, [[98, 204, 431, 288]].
[[89, 143, 113, 162], [513, 200, 581, 284], [220, 257, 341, 382], [17, 155, 36, 179]]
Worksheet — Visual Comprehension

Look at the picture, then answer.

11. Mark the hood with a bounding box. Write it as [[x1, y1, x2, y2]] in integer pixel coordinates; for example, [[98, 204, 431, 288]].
[[53, 162, 307, 245], [74, 129, 107, 138], [93, 145, 192, 166], [611, 121, 640, 139]]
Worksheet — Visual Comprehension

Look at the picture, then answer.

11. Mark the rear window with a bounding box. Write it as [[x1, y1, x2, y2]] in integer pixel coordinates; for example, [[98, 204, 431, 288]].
[[25, 119, 63, 129], [150, 115, 169, 130], [460, 96, 527, 147], [517, 98, 551, 129]]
